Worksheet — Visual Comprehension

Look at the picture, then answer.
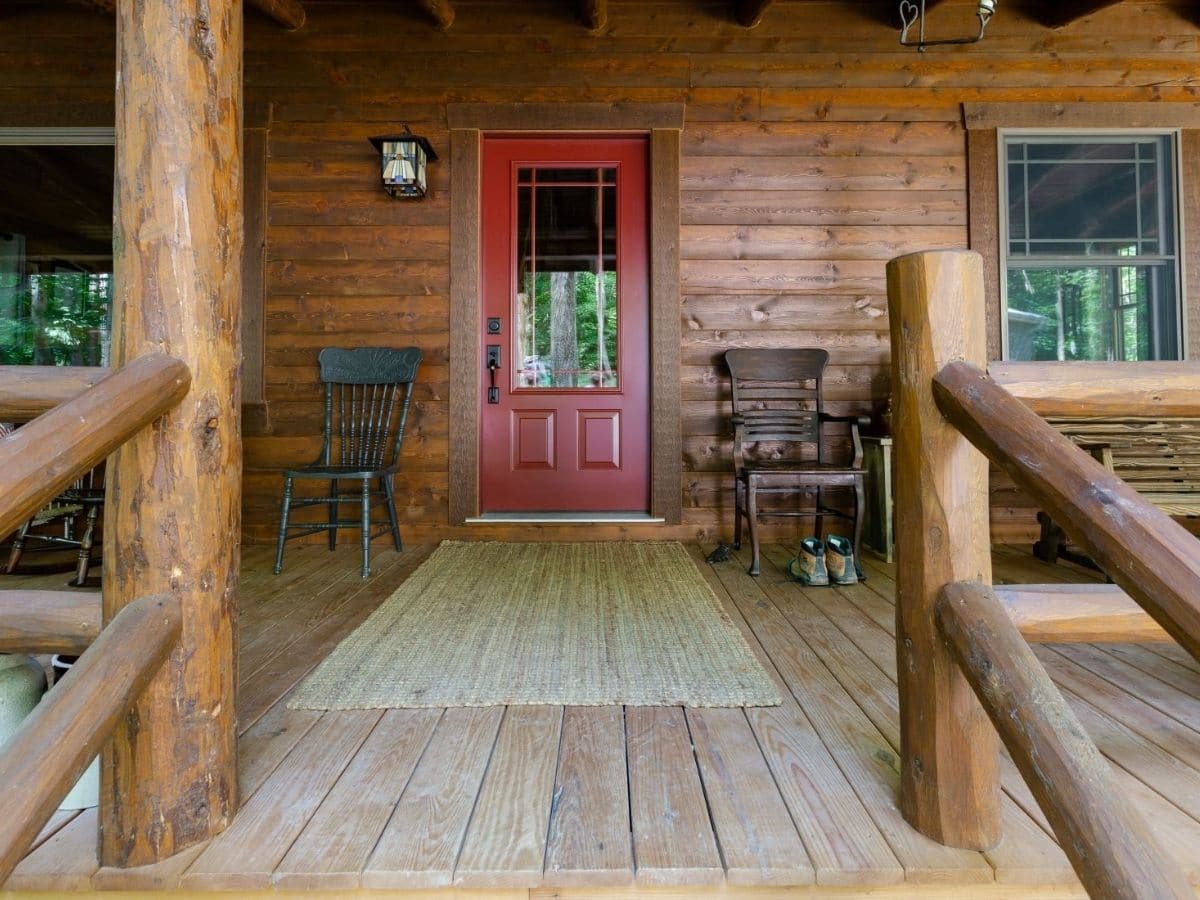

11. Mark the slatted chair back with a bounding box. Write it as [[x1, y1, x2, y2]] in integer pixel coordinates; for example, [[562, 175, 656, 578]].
[[725, 348, 829, 463], [317, 347, 422, 472]]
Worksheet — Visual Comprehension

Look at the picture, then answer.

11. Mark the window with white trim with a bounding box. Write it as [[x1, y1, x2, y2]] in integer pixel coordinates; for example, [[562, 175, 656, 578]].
[[1001, 132, 1182, 361]]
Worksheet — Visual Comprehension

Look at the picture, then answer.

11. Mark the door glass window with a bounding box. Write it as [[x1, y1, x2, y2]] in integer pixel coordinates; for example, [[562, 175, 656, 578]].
[[1002, 134, 1180, 361], [514, 167, 617, 389]]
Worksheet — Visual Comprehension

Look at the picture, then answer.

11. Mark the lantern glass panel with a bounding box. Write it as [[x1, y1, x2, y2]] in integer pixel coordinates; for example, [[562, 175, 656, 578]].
[[381, 139, 428, 198]]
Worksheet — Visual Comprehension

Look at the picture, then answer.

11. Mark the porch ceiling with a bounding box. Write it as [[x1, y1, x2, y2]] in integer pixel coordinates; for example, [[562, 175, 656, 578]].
[[64, 0, 1200, 39]]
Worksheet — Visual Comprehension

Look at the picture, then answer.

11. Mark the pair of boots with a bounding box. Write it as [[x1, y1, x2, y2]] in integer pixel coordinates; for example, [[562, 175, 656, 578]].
[[787, 535, 861, 586]]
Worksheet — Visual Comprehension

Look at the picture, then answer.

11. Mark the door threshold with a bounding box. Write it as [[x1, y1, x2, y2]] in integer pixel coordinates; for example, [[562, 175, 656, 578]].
[[466, 512, 665, 525]]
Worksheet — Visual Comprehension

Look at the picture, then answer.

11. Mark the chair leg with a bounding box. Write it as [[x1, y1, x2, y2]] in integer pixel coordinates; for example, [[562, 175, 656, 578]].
[[732, 477, 743, 550], [853, 477, 866, 581], [360, 479, 371, 578], [383, 475, 402, 551], [274, 476, 294, 575], [1033, 511, 1066, 564], [71, 503, 101, 587], [746, 477, 761, 577], [5, 519, 33, 574], [329, 477, 339, 550], [814, 486, 824, 541]]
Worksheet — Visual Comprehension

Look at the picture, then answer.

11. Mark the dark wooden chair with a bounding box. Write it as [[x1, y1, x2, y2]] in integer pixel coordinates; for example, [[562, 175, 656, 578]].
[[5, 464, 105, 587], [274, 347, 422, 578], [725, 348, 869, 576]]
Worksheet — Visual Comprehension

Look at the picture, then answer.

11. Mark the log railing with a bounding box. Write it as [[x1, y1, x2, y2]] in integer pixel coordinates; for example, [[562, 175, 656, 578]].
[[0, 594, 181, 883], [0, 354, 190, 882], [887, 250, 1198, 900]]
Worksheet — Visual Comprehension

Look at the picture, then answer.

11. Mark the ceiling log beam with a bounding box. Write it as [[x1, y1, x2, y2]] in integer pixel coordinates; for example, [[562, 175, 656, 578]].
[[71, 0, 306, 30], [417, 0, 456, 30], [734, 0, 774, 28], [248, 0, 306, 30], [1024, 0, 1123, 28], [578, 0, 607, 33]]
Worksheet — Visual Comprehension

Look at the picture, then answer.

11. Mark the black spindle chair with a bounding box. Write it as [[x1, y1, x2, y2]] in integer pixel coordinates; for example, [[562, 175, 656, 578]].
[[725, 348, 869, 576], [274, 347, 422, 578]]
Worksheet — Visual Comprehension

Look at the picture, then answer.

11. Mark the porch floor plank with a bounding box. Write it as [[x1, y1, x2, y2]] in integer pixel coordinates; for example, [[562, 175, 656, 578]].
[[180, 709, 383, 890], [273, 707, 442, 890], [626, 705, 724, 885], [542, 705, 635, 887], [5, 542, 1200, 897], [707, 549, 995, 883], [6, 808, 98, 892], [684, 543, 906, 886], [453, 705, 565, 887], [360, 705, 505, 889], [1102, 643, 1200, 700], [686, 706, 816, 885], [756, 546, 1075, 885]]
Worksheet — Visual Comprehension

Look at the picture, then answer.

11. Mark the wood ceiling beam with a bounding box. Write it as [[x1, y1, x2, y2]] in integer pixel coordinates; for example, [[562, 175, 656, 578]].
[[1022, 0, 1122, 28], [70, 0, 306, 30], [248, 0, 306, 30], [417, 0, 455, 30], [734, 0, 774, 28], [578, 0, 607, 33]]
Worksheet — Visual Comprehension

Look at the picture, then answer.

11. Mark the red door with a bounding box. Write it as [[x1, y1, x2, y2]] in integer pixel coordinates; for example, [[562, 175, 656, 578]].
[[480, 136, 649, 512]]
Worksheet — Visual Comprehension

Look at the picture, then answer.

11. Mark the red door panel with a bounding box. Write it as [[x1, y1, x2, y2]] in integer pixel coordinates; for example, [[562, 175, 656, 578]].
[[480, 136, 649, 512]]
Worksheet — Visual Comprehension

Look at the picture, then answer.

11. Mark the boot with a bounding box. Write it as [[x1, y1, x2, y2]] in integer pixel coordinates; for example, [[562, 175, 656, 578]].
[[788, 537, 829, 587], [825, 534, 858, 585]]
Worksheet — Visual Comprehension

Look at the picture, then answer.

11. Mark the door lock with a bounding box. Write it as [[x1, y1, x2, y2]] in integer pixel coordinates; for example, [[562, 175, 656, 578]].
[[486, 344, 501, 404]]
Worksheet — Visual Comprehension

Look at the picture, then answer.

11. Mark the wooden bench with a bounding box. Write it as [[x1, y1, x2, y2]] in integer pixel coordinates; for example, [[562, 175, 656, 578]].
[[1034, 416, 1200, 566]]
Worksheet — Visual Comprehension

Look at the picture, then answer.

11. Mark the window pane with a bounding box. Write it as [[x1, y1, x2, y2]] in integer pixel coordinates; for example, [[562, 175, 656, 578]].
[[514, 175, 618, 389], [1006, 163, 1026, 242], [1025, 161, 1139, 244], [1026, 142, 1135, 161], [1002, 134, 1179, 361], [1005, 265, 1176, 362], [0, 145, 113, 366]]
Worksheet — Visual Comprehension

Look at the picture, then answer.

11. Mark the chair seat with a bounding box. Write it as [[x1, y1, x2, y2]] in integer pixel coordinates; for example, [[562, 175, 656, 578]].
[[738, 460, 864, 476], [283, 463, 396, 480]]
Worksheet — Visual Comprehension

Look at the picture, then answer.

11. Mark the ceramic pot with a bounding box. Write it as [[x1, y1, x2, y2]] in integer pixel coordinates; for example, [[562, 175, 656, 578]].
[[51, 655, 99, 810], [0, 653, 47, 747]]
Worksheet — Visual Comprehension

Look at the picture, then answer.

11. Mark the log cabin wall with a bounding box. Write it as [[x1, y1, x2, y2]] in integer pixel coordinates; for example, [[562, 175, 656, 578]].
[[4, 0, 1199, 545]]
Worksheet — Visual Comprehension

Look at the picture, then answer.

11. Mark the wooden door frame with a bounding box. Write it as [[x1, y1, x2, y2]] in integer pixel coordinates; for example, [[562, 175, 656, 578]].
[[447, 103, 684, 524]]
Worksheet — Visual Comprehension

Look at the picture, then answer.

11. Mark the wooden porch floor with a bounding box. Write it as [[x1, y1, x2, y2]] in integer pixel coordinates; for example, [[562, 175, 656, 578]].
[[6, 542, 1200, 897]]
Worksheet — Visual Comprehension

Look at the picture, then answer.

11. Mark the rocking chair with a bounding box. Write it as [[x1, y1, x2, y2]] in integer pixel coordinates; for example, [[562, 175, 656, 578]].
[[274, 347, 422, 578], [725, 348, 868, 577]]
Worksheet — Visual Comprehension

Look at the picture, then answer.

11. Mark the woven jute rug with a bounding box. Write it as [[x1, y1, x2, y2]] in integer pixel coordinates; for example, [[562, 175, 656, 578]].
[[287, 541, 781, 709]]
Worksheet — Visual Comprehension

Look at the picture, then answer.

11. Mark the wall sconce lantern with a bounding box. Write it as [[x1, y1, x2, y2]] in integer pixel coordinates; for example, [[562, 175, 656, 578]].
[[899, 0, 996, 51], [369, 128, 438, 199]]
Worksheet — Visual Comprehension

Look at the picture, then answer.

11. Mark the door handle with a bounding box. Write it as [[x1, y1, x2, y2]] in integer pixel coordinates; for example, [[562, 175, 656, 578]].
[[486, 345, 501, 404]]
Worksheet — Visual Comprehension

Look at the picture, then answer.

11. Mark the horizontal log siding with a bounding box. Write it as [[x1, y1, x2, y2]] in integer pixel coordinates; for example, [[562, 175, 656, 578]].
[[5, 0, 1199, 543]]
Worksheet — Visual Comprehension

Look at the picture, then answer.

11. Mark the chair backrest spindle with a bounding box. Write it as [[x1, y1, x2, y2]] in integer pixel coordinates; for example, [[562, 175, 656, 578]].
[[725, 348, 829, 464], [317, 347, 423, 473]]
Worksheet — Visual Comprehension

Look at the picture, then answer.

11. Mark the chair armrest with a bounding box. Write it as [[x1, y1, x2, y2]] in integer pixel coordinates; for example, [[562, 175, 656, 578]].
[[819, 413, 872, 428], [819, 413, 870, 467]]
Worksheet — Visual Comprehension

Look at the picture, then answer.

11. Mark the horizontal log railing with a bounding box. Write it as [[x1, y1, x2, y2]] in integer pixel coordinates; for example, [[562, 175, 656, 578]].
[[994, 583, 1171, 644], [887, 249, 1197, 899], [988, 360, 1200, 417], [0, 594, 181, 884], [0, 365, 109, 423], [937, 581, 1192, 900], [0, 353, 191, 883], [0, 591, 102, 654], [934, 359, 1200, 663], [0, 354, 191, 540]]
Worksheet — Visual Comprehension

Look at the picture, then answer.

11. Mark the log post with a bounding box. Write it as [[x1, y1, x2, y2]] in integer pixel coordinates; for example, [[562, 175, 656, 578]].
[[885, 250, 1000, 849], [102, 0, 242, 867]]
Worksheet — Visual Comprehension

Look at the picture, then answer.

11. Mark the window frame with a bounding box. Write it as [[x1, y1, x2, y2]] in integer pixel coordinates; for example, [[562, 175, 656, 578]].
[[996, 127, 1185, 362], [963, 102, 1200, 363]]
